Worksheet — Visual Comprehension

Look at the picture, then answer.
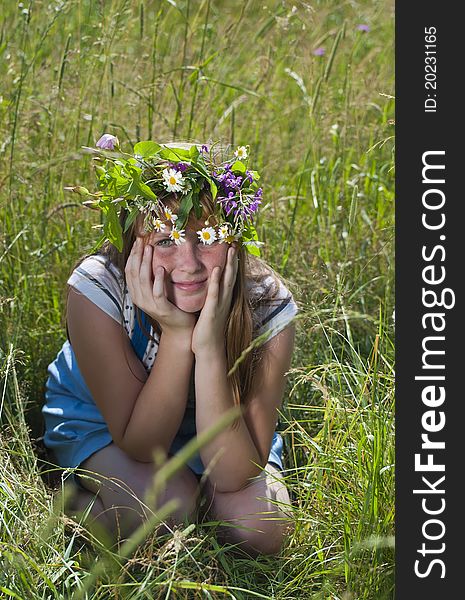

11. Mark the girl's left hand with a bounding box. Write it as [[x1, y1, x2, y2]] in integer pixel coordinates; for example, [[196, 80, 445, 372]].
[[191, 245, 239, 356]]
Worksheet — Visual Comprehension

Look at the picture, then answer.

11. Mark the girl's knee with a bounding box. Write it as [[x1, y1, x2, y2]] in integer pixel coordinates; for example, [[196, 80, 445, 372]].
[[219, 515, 291, 556], [79, 449, 200, 538]]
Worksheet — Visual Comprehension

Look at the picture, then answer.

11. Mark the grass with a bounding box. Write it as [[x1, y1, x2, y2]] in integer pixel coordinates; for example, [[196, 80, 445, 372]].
[[1, 0, 394, 598]]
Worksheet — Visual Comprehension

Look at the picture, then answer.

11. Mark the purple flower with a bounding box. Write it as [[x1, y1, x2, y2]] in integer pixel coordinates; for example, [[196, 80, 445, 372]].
[[201, 144, 209, 153], [217, 171, 243, 193], [169, 161, 189, 172], [313, 47, 325, 56], [96, 133, 119, 150], [245, 170, 254, 183], [357, 24, 370, 32]]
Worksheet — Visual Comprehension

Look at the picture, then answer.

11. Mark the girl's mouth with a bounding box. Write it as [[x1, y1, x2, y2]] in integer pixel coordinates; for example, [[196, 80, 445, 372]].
[[172, 279, 207, 291]]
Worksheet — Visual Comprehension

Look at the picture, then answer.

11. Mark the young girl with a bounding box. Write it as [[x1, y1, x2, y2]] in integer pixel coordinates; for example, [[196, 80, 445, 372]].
[[42, 137, 298, 556]]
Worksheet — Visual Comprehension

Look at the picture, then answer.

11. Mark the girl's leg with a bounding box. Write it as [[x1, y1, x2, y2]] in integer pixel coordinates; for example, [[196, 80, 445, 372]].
[[202, 463, 294, 557], [75, 443, 201, 540], [63, 483, 115, 539]]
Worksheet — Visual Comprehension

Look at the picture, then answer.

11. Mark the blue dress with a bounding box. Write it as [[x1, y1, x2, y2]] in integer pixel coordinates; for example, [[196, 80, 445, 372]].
[[42, 307, 284, 475]]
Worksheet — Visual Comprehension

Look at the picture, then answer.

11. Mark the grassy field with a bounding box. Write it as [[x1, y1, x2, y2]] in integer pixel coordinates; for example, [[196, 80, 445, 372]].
[[0, 0, 395, 598]]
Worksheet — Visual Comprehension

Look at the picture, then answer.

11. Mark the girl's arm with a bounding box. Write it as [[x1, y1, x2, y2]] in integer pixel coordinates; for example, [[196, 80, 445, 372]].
[[68, 238, 196, 463], [67, 290, 194, 463], [192, 246, 295, 492], [194, 324, 295, 493]]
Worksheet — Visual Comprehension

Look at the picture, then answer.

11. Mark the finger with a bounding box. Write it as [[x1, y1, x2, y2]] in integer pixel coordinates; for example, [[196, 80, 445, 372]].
[[139, 242, 154, 299], [125, 237, 141, 274], [125, 237, 144, 300], [221, 246, 238, 303], [152, 266, 165, 300], [205, 266, 222, 307]]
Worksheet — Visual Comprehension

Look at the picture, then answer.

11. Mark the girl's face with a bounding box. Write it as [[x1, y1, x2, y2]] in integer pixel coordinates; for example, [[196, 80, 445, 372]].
[[145, 227, 229, 313]]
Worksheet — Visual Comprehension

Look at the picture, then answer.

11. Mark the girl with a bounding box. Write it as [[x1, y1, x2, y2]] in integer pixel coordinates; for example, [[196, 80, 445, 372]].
[[42, 137, 298, 556]]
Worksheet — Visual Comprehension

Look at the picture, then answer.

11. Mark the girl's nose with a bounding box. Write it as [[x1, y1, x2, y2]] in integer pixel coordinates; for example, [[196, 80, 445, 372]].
[[178, 239, 203, 271]]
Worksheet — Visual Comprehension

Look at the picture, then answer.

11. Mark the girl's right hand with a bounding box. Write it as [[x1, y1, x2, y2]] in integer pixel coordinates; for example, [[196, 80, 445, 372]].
[[125, 237, 196, 335]]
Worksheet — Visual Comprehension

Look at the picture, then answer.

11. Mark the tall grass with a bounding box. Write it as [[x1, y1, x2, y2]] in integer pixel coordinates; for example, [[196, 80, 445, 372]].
[[1, 0, 394, 598]]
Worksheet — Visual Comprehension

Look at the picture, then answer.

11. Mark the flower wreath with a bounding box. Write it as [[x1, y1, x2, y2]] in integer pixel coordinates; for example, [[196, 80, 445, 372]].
[[67, 134, 264, 256]]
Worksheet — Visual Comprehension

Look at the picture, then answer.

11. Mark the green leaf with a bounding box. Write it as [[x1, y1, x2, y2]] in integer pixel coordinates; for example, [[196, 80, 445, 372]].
[[133, 141, 162, 158], [193, 193, 203, 219], [159, 147, 191, 161], [231, 160, 246, 174], [242, 225, 261, 257], [136, 179, 158, 201], [209, 178, 218, 199], [124, 205, 140, 233], [189, 145, 200, 160], [103, 204, 123, 251], [177, 191, 194, 229], [244, 242, 261, 257]]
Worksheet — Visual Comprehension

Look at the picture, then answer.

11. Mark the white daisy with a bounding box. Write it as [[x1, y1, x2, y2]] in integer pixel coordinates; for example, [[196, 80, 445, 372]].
[[217, 224, 231, 239], [163, 206, 178, 223], [169, 227, 186, 245], [217, 223, 239, 244], [162, 168, 184, 192], [222, 232, 240, 244], [153, 219, 166, 232], [197, 227, 217, 245], [234, 145, 248, 160]]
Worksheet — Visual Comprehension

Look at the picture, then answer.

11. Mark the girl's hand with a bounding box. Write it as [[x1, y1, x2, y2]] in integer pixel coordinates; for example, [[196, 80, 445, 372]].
[[191, 245, 239, 356], [125, 237, 196, 335]]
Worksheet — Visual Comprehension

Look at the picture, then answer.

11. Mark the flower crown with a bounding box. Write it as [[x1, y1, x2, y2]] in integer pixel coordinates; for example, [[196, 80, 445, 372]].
[[68, 134, 264, 256]]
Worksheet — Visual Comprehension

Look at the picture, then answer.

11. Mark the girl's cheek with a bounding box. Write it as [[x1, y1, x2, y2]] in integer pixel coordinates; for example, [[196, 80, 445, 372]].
[[200, 244, 228, 264]]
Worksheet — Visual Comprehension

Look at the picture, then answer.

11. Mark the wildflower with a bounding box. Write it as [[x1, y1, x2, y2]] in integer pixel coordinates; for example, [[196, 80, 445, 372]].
[[96, 133, 119, 150], [201, 145, 209, 153], [243, 240, 265, 248], [181, 179, 192, 195], [357, 24, 370, 32], [197, 227, 217, 245], [222, 232, 240, 244], [163, 206, 178, 223], [169, 161, 189, 172], [153, 219, 166, 232], [162, 168, 184, 193], [245, 170, 254, 183], [234, 146, 248, 160], [312, 47, 325, 56], [169, 227, 186, 245], [217, 224, 231, 240], [218, 225, 239, 244]]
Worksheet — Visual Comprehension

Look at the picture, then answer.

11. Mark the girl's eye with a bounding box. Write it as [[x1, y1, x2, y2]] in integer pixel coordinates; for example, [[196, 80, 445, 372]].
[[155, 238, 173, 247]]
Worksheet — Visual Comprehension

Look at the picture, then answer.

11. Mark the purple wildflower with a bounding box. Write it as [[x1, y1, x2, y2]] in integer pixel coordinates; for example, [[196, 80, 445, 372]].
[[96, 133, 119, 150], [169, 161, 189, 172], [357, 24, 370, 32], [201, 144, 209, 153], [245, 170, 254, 183], [313, 47, 325, 56], [217, 171, 243, 194]]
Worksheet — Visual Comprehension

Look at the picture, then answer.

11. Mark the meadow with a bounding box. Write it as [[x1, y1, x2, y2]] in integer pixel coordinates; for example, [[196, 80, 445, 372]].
[[0, 0, 395, 598]]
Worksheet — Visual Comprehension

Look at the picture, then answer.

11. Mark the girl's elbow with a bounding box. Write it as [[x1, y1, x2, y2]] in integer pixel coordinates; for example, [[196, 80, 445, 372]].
[[116, 434, 165, 464]]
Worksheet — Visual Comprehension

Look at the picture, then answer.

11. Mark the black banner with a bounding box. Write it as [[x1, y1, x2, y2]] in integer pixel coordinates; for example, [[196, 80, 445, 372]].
[[396, 2, 462, 596]]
